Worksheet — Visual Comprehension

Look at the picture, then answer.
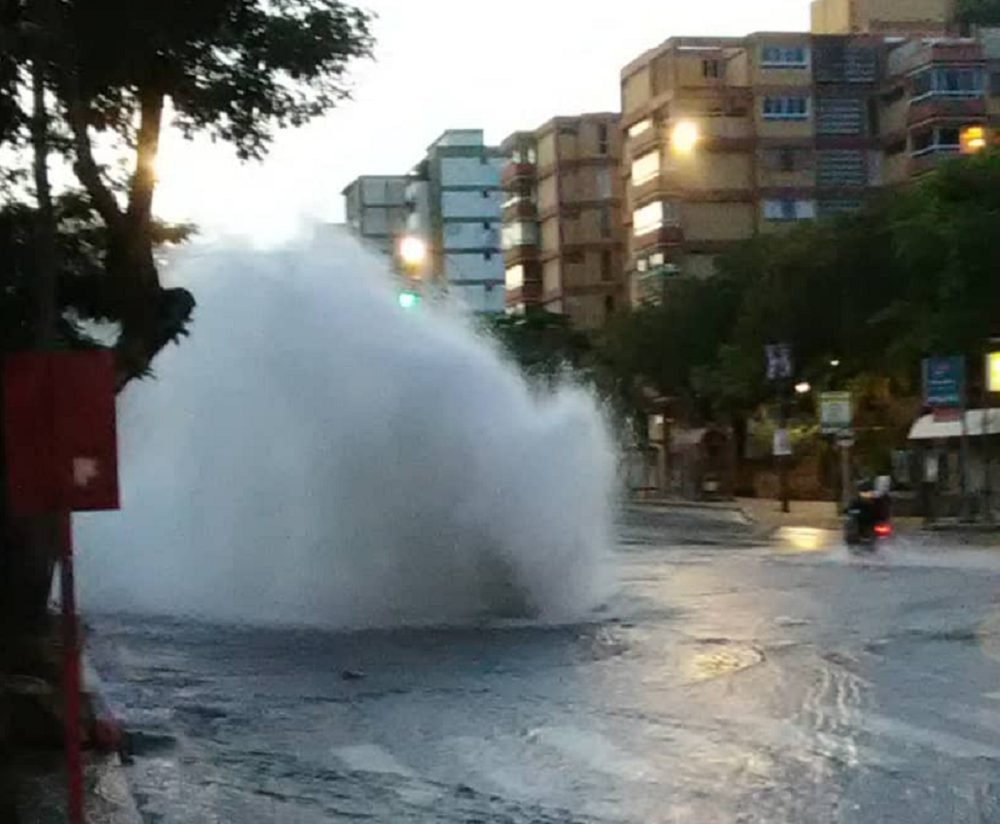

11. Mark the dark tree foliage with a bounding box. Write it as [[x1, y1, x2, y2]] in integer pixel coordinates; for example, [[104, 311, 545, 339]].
[[0, 0, 374, 384], [597, 152, 1000, 426]]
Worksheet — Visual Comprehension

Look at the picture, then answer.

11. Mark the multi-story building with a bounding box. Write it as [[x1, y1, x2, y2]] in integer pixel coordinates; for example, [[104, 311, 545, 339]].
[[811, 0, 956, 36], [500, 114, 625, 329], [619, 0, 998, 305], [880, 34, 997, 183], [404, 130, 506, 314], [341, 175, 409, 256]]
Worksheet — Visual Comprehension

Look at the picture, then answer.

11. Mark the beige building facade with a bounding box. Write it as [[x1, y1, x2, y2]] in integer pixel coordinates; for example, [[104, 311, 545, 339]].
[[500, 114, 625, 330], [621, 1, 999, 304]]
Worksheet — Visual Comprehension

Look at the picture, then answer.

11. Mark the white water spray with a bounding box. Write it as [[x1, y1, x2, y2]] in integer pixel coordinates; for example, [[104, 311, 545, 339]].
[[77, 231, 617, 628]]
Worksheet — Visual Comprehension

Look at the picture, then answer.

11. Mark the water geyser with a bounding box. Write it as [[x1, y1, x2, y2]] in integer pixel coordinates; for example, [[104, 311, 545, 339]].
[[77, 231, 617, 628]]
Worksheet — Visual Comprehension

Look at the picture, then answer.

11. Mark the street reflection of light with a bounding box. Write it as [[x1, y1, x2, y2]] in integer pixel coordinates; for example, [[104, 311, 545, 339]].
[[779, 527, 826, 553]]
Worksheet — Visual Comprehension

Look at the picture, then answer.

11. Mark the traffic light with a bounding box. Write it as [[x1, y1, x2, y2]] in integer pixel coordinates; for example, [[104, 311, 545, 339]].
[[960, 125, 987, 154], [398, 290, 420, 310]]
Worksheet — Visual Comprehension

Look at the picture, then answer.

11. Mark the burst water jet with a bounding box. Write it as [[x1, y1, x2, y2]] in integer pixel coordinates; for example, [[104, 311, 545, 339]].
[[77, 230, 617, 628]]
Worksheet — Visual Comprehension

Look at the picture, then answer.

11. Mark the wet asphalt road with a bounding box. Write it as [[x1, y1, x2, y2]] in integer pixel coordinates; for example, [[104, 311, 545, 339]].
[[89, 508, 1000, 823]]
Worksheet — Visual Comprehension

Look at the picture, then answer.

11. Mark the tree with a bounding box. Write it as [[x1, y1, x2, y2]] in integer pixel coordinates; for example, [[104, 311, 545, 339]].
[[593, 152, 1000, 465], [957, 0, 1000, 27], [0, 1, 373, 633]]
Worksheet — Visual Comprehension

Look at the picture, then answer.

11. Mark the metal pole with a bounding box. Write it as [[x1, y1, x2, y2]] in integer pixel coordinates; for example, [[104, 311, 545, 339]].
[[960, 371, 970, 521], [59, 511, 84, 824], [983, 352, 993, 523], [779, 380, 790, 514], [840, 441, 852, 512]]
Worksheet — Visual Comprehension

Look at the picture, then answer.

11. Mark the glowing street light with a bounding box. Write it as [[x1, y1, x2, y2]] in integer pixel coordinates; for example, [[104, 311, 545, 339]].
[[830, 359, 841, 368], [670, 121, 700, 155], [399, 235, 428, 270], [795, 381, 812, 395], [398, 290, 420, 310], [960, 125, 988, 154]]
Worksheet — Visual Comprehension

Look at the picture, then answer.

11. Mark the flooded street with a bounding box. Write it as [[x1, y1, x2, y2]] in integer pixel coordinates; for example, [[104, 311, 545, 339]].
[[89, 509, 1000, 822]]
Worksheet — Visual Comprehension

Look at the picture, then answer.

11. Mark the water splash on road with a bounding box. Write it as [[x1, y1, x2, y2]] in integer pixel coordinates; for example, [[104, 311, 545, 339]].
[[77, 230, 616, 627]]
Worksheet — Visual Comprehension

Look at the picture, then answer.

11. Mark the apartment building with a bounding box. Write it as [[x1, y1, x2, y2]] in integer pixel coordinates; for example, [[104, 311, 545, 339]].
[[620, 0, 999, 305], [500, 114, 625, 329], [341, 175, 410, 256], [812, 0, 956, 36], [404, 130, 506, 314]]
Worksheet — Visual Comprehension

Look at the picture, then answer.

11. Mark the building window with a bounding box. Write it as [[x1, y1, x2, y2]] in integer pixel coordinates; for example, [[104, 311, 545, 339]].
[[633, 200, 678, 236], [482, 190, 490, 198], [628, 119, 653, 139], [604, 295, 616, 317], [501, 222, 538, 249], [484, 252, 493, 261], [596, 167, 612, 199], [761, 45, 809, 68], [912, 126, 964, 156], [565, 251, 584, 264], [764, 147, 807, 172], [599, 207, 611, 238], [912, 66, 985, 101], [763, 199, 816, 221], [631, 151, 661, 185], [702, 59, 721, 79], [762, 96, 810, 121], [601, 251, 613, 281], [597, 123, 609, 155], [505, 265, 525, 290], [992, 72, 1000, 96]]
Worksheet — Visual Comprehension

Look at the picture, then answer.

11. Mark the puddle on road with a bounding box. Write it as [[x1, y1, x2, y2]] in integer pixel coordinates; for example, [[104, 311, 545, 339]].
[[682, 642, 765, 683]]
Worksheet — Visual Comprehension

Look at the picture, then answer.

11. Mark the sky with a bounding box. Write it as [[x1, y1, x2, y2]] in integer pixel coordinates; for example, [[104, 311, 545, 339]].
[[154, 0, 811, 243]]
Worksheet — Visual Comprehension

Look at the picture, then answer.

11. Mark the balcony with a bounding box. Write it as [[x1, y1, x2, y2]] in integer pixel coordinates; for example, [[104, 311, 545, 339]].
[[908, 146, 960, 177], [501, 162, 536, 189], [635, 263, 681, 305], [908, 96, 986, 127], [627, 124, 660, 159], [504, 243, 540, 268], [632, 224, 684, 254], [502, 197, 538, 221]]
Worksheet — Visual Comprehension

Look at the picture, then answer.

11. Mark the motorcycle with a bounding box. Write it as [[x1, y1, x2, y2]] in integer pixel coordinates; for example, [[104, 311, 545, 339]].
[[844, 481, 892, 549]]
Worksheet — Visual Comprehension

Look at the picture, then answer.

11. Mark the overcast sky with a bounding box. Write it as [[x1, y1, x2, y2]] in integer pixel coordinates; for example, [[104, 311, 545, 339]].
[[155, 0, 811, 242]]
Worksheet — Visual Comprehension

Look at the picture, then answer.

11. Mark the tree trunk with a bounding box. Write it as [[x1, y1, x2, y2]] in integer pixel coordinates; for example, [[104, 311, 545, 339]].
[[0, 56, 60, 650]]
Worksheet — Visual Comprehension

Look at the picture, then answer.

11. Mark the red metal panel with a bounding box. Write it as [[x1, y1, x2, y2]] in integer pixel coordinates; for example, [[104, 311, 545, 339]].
[[3, 350, 119, 515]]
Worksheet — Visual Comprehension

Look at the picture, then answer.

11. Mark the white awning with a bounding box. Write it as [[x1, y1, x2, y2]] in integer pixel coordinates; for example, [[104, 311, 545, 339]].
[[908, 409, 1000, 441]]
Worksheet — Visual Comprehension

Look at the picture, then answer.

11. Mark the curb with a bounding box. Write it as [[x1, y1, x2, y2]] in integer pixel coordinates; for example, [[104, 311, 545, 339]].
[[81, 656, 142, 824], [628, 498, 744, 513]]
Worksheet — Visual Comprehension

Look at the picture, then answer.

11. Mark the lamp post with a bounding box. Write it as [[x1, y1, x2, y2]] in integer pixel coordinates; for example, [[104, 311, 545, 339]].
[[397, 235, 428, 310]]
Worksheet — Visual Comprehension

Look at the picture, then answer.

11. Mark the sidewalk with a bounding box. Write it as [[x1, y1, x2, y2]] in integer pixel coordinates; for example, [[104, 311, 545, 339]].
[[737, 497, 845, 535], [10, 751, 141, 824], [2, 647, 138, 824]]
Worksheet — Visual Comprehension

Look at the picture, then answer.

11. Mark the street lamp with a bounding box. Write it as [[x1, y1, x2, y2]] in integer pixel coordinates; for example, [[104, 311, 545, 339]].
[[830, 359, 841, 368], [795, 381, 812, 395], [960, 125, 988, 154], [399, 235, 428, 271], [670, 121, 700, 155]]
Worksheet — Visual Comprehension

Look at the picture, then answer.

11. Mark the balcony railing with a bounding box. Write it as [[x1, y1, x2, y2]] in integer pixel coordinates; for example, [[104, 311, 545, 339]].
[[501, 162, 537, 189]]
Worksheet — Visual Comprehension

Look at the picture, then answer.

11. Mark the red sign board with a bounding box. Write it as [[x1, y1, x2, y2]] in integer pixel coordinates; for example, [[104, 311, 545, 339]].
[[3, 350, 119, 515]]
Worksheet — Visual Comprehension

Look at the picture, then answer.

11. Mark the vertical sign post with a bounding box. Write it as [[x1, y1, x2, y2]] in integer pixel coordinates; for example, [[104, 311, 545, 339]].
[[3, 350, 119, 824], [766, 344, 794, 513]]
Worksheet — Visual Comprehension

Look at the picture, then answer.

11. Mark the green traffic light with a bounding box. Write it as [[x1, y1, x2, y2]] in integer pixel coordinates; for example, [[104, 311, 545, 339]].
[[398, 291, 420, 310]]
